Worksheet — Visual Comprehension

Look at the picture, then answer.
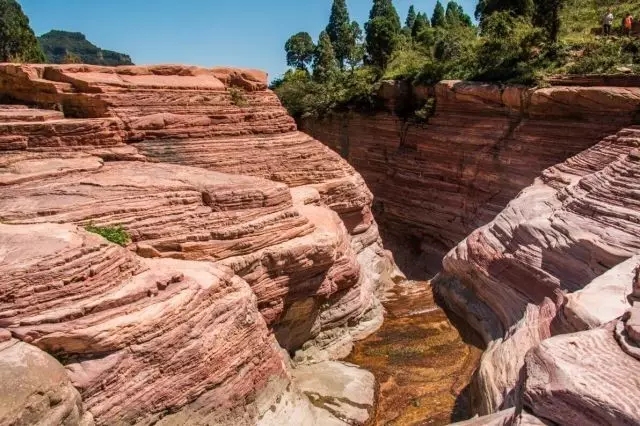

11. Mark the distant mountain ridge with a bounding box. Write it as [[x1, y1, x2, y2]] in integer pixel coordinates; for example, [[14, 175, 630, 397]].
[[38, 30, 133, 66]]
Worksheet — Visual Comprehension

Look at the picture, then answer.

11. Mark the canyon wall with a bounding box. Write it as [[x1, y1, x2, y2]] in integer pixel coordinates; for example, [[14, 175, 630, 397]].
[[0, 64, 401, 425], [302, 80, 640, 274], [304, 80, 640, 424]]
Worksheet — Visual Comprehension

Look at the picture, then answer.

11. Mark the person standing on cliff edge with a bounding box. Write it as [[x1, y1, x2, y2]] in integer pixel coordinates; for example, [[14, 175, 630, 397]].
[[603, 8, 614, 36], [623, 13, 634, 36]]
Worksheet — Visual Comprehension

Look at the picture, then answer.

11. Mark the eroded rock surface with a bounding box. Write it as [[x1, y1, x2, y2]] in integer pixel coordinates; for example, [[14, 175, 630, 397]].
[[434, 122, 640, 422], [0, 335, 93, 426], [0, 64, 393, 425], [302, 81, 640, 275]]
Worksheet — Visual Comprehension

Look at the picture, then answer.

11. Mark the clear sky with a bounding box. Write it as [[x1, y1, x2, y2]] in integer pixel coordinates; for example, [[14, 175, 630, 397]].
[[20, 0, 476, 81]]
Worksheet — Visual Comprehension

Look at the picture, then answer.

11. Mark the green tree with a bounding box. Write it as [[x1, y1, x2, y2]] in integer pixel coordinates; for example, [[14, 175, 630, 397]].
[[445, 1, 473, 27], [475, 0, 534, 25], [368, 0, 401, 28], [346, 21, 365, 69], [0, 0, 45, 63], [431, 1, 447, 27], [284, 32, 315, 70], [533, 0, 565, 42], [365, 0, 401, 69], [326, 0, 354, 69], [406, 5, 417, 29], [313, 30, 338, 82], [412, 12, 430, 38]]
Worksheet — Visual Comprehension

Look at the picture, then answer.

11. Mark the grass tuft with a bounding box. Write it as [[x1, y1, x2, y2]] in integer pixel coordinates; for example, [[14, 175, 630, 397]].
[[85, 223, 131, 246]]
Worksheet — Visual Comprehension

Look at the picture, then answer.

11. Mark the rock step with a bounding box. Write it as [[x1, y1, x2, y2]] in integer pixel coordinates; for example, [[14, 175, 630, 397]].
[[0, 107, 64, 123], [0, 118, 124, 150]]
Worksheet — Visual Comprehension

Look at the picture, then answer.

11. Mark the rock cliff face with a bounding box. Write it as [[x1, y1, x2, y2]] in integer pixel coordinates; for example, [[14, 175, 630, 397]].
[[303, 80, 640, 424], [302, 81, 640, 274], [0, 64, 400, 425], [436, 127, 640, 423]]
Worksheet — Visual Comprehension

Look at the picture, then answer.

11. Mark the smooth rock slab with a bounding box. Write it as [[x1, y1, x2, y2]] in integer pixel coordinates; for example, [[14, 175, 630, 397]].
[[0, 338, 93, 426], [292, 361, 376, 425], [524, 327, 640, 426]]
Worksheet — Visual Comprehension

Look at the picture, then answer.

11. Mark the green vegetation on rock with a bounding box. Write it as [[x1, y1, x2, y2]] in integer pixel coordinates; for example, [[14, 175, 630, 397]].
[[229, 87, 248, 107], [38, 30, 133, 65], [0, 0, 45, 63], [85, 224, 131, 246], [274, 0, 640, 119]]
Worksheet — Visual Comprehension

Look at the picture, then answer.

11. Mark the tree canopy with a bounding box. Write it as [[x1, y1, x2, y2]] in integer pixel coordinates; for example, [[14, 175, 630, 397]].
[[412, 12, 430, 38], [274, 0, 638, 120], [445, 1, 473, 27], [326, 0, 354, 68], [285, 32, 315, 70], [365, 0, 401, 68], [0, 0, 45, 63], [533, 0, 565, 42], [431, 1, 447, 27], [475, 0, 535, 25], [406, 5, 417, 29], [313, 30, 338, 82]]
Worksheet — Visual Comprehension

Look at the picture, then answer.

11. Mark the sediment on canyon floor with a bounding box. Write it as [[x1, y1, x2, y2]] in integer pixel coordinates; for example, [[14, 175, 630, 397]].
[[303, 77, 640, 424], [0, 63, 403, 426]]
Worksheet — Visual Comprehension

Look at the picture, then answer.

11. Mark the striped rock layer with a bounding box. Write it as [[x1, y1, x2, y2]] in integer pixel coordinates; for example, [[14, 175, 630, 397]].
[[437, 125, 640, 423], [304, 80, 640, 424], [0, 64, 400, 425], [302, 80, 640, 274]]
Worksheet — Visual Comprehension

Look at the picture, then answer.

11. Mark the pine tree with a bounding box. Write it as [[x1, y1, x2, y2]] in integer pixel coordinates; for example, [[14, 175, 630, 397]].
[[431, 1, 447, 27], [326, 0, 353, 69], [284, 32, 315, 70], [534, 0, 565, 42], [406, 5, 417, 29], [411, 12, 430, 38], [365, 0, 401, 69], [346, 21, 364, 69], [445, 1, 472, 27], [0, 0, 45, 63], [313, 31, 338, 82], [368, 0, 401, 29], [475, 0, 535, 24]]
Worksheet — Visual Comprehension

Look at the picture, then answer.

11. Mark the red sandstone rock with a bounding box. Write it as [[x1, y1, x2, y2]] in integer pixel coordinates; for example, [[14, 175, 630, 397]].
[[434, 124, 640, 418], [0, 64, 392, 424], [0, 223, 293, 425], [0, 337, 94, 425], [302, 80, 640, 274], [524, 326, 640, 425]]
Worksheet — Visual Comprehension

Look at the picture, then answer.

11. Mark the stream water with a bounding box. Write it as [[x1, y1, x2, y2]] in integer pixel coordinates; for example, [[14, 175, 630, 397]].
[[346, 281, 483, 425]]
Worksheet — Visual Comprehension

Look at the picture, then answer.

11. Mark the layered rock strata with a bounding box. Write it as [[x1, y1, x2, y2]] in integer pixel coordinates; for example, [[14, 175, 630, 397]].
[[0, 64, 399, 425], [436, 123, 640, 423], [302, 81, 640, 274]]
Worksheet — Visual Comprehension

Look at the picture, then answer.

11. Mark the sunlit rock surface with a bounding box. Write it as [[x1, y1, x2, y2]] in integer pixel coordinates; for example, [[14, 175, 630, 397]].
[[302, 80, 640, 275], [0, 64, 393, 425], [435, 125, 640, 423]]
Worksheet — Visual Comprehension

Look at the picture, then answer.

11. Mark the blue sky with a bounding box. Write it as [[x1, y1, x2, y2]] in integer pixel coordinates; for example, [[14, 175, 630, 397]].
[[20, 0, 476, 80]]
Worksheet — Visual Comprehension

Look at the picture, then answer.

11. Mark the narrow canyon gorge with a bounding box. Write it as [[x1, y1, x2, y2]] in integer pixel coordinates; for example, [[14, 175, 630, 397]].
[[0, 63, 639, 426]]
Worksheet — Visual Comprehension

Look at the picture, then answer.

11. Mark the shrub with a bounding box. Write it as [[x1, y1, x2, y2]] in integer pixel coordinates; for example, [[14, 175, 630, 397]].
[[229, 87, 248, 107], [85, 224, 131, 246], [567, 38, 640, 74]]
